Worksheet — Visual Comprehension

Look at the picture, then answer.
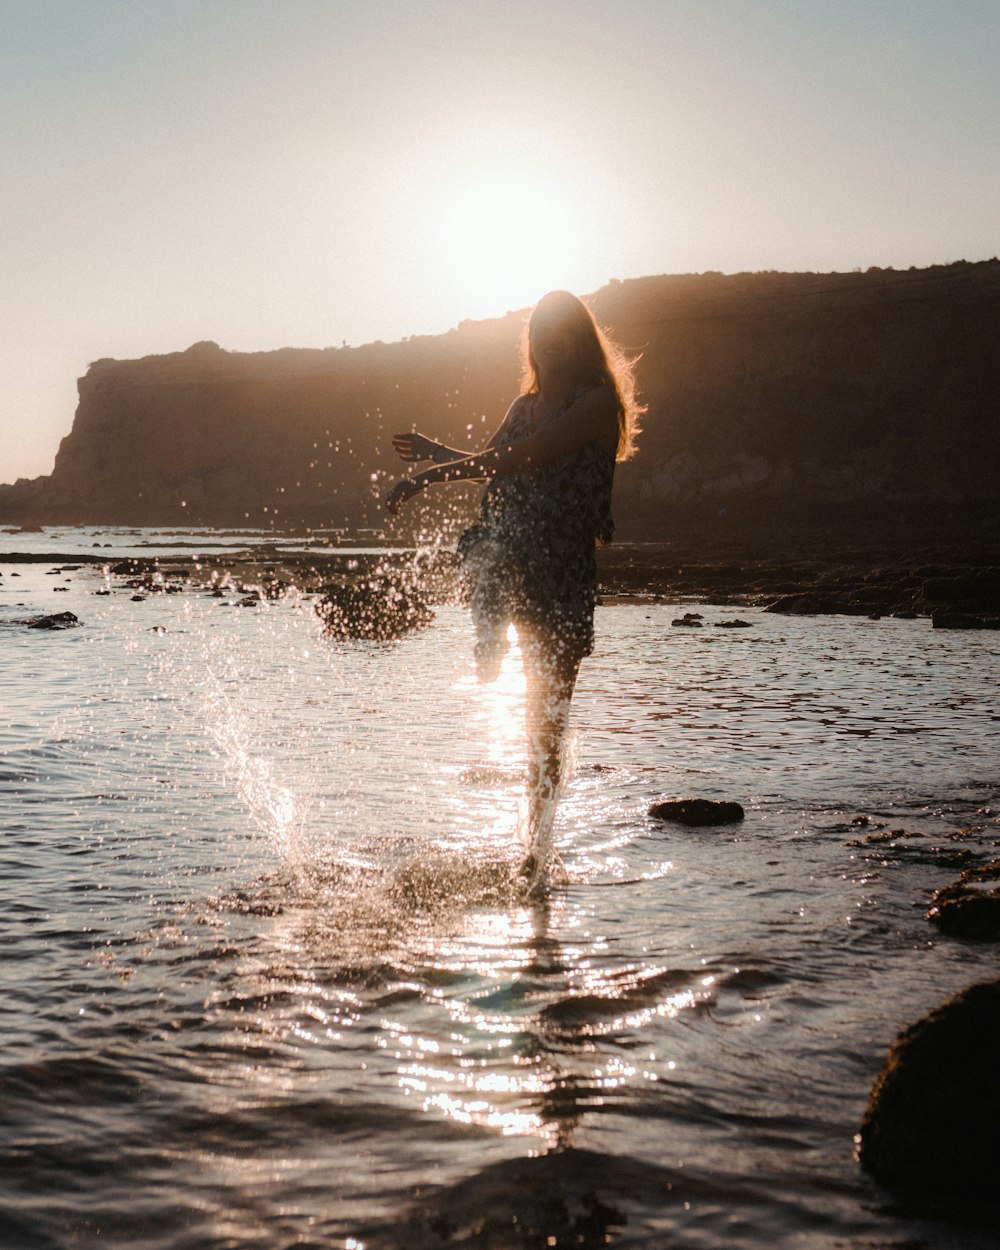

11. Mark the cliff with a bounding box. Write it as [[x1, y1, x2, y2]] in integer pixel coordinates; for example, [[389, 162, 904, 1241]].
[[3, 260, 999, 543]]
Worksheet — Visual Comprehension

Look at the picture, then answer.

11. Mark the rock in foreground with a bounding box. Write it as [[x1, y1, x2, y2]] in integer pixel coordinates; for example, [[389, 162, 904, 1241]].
[[858, 979, 1000, 1218], [927, 860, 1000, 940], [649, 798, 745, 826]]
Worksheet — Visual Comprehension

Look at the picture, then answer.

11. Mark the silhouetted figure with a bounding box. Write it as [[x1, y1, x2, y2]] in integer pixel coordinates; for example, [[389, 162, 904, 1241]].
[[387, 291, 643, 891]]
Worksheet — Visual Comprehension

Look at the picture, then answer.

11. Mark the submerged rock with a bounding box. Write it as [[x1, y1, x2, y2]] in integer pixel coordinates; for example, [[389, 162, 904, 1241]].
[[649, 798, 745, 826], [24, 611, 81, 630], [927, 860, 1000, 940], [858, 978, 1000, 1218], [315, 573, 433, 641]]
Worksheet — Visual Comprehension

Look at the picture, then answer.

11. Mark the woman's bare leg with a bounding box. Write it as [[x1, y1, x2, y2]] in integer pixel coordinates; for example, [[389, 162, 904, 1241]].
[[519, 628, 583, 876]]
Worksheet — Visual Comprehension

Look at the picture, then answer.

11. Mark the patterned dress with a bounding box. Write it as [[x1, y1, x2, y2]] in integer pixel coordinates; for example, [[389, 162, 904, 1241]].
[[460, 385, 617, 671]]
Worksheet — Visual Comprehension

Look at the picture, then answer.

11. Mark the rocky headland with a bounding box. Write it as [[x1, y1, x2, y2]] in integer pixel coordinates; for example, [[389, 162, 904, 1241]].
[[2, 260, 999, 558]]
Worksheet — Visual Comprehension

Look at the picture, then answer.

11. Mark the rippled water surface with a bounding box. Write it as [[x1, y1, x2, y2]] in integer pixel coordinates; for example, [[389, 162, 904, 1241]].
[[2, 537, 1000, 1249]]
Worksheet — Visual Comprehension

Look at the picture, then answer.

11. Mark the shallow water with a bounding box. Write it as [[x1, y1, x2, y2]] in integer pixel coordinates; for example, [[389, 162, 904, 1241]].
[[2, 540, 1000, 1249], [0, 523, 381, 560]]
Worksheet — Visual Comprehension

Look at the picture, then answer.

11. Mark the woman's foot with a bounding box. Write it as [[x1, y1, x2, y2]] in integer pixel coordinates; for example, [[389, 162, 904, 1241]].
[[517, 848, 568, 898]]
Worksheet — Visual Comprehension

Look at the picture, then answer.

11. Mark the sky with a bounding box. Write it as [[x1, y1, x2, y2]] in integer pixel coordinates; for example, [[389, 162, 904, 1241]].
[[2, 0, 998, 484]]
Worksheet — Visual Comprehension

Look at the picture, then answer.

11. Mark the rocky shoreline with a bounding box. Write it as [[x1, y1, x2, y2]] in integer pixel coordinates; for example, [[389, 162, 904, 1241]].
[[593, 537, 1000, 625], [5, 535, 999, 626]]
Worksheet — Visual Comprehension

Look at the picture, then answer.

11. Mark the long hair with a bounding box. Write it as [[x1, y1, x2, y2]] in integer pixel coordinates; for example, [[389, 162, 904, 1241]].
[[519, 290, 643, 462]]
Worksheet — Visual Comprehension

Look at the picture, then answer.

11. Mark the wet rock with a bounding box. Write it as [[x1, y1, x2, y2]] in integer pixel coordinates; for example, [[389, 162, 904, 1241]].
[[944, 825, 993, 842], [671, 612, 704, 627], [927, 860, 1000, 940], [852, 827, 924, 846], [24, 611, 81, 630], [715, 618, 753, 628], [649, 798, 745, 826], [922, 570, 1000, 607], [849, 827, 979, 870], [858, 978, 1000, 1218], [256, 577, 290, 601], [932, 610, 1000, 630], [316, 573, 433, 641], [765, 591, 865, 615]]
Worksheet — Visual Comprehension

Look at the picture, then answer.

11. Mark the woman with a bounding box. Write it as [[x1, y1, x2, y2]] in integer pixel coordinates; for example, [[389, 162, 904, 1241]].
[[386, 290, 643, 889]]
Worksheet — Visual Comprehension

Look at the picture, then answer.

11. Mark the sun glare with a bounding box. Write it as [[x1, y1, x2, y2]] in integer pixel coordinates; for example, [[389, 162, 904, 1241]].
[[436, 172, 583, 317]]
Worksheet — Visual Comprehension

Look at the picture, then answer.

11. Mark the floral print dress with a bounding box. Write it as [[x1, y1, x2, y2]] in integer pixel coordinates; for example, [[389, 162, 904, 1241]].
[[460, 385, 617, 675]]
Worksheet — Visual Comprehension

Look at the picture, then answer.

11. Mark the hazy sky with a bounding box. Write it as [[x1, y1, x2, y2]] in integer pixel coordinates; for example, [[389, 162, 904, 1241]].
[[2, 0, 998, 483]]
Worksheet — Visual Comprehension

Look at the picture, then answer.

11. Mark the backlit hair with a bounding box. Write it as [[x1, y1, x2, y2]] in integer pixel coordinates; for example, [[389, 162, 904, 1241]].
[[519, 290, 643, 461]]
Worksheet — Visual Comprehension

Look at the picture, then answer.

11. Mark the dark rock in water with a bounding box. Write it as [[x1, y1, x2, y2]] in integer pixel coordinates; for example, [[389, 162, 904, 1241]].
[[858, 978, 1000, 1218], [649, 798, 745, 826], [922, 571, 1000, 605], [765, 591, 867, 616], [25, 612, 81, 630], [715, 618, 753, 628], [316, 573, 434, 641], [932, 610, 1000, 630], [927, 860, 1000, 940], [671, 612, 704, 627]]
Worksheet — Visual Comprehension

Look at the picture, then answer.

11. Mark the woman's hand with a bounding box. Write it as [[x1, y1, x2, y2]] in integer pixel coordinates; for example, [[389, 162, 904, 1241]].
[[392, 431, 439, 463], [384, 477, 422, 517]]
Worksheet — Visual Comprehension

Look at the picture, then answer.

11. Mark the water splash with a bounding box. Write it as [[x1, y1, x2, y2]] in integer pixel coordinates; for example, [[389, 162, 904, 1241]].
[[203, 675, 304, 856]]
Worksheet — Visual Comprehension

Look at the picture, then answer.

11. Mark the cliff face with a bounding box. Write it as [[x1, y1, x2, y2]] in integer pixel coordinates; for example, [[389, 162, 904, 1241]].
[[3, 260, 999, 541]]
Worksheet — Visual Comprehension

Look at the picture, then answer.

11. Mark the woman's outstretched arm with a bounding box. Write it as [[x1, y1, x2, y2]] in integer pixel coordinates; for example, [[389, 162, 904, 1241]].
[[385, 388, 617, 515], [391, 432, 468, 464], [388, 399, 526, 497], [391, 399, 524, 466]]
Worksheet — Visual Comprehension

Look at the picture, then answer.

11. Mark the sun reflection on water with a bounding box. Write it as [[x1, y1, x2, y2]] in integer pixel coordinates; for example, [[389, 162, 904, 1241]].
[[457, 624, 526, 770]]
